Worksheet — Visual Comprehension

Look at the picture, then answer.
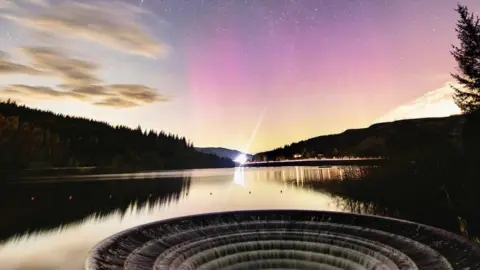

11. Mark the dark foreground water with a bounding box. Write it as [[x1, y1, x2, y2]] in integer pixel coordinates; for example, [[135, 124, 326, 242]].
[[0, 166, 471, 269]]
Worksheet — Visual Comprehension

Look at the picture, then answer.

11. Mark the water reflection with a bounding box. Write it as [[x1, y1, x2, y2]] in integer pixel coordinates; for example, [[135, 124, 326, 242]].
[[2, 166, 475, 269], [0, 167, 345, 269], [0, 176, 191, 242], [241, 166, 357, 184], [332, 196, 480, 242], [281, 170, 480, 242], [233, 167, 245, 186]]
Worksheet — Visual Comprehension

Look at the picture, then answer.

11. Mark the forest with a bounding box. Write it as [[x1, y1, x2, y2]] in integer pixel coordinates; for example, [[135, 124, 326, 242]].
[[0, 100, 234, 177]]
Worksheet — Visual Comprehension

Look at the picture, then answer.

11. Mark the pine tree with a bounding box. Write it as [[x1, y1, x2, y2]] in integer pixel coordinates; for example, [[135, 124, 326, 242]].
[[451, 4, 480, 114]]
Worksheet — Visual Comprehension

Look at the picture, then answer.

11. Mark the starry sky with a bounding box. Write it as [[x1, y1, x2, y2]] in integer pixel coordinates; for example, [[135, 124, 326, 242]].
[[0, 0, 478, 153]]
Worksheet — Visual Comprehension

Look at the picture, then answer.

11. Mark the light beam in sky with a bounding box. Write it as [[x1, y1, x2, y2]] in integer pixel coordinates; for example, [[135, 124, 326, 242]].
[[242, 105, 268, 154]]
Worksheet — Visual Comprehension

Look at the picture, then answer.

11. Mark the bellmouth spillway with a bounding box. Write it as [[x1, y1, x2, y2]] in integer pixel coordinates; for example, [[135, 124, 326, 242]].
[[85, 210, 480, 270]]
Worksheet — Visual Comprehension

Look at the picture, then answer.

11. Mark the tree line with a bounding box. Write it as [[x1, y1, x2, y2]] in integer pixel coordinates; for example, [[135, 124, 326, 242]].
[[253, 115, 464, 162], [0, 100, 234, 176]]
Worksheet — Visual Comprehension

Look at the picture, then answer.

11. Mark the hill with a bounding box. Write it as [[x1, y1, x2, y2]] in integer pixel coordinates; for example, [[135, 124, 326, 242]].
[[253, 115, 465, 161], [0, 100, 234, 175], [195, 147, 252, 161]]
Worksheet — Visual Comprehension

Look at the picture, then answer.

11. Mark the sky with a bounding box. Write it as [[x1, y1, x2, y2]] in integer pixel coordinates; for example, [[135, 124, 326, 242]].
[[0, 0, 478, 153]]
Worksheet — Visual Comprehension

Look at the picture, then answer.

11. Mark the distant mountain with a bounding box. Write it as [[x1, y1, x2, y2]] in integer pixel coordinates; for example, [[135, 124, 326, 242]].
[[195, 147, 252, 161], [253, 115, 465, 161]]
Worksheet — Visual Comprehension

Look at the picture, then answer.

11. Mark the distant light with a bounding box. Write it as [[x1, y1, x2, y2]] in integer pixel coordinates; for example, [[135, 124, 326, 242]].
[[234, 154, 247, 165]]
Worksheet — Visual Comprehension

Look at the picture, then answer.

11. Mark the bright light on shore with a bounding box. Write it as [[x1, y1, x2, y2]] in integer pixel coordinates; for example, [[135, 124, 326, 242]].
[[234, 154, 247, 165]]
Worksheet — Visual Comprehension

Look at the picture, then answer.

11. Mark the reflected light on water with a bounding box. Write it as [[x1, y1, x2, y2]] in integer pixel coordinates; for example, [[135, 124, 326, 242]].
[[256, 166, 358, 184], [233, 167, 245, 186]]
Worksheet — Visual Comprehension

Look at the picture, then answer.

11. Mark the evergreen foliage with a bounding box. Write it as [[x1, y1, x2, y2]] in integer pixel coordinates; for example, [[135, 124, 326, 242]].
[[0, 100, 234, 175]]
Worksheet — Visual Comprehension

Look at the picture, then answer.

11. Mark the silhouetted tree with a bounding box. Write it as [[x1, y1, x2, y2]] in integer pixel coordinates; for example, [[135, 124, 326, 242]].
[[450, 5, 480, 158], [0, 100, 234, 178], [451, 4, 480, 114]]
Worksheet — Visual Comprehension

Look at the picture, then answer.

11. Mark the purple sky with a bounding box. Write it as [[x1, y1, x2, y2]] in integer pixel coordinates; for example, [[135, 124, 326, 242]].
[[0, 0, 478, 152]]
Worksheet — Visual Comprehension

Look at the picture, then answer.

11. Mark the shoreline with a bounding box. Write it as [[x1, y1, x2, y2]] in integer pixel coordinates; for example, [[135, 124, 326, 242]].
[[243, 159, 384, 167], [2, 160, 383, 183]]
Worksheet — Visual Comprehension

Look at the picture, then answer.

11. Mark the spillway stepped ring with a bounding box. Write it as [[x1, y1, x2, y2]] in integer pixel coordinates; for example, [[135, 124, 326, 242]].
[[85, 210, 480, 270]]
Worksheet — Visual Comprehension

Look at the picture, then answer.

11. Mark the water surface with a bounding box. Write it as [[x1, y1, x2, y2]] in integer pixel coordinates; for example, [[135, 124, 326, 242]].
[[0, 166, 351, 270]]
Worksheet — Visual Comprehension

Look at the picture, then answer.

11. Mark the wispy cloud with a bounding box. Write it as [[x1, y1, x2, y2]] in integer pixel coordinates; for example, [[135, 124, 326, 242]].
[[0, 1, 19, 10], [0, 59, 42, 76], [376, 82, 462, 123], [0, 50, 43, 75], [95, 97, 138, 109], [21, 47, 101, 85], [0, 48, 168, 108], [25, 0, 49, 7], [65, 85, 110, 98], [109, 84, 170, 103], [0, 82, 167, 107], [2, 0, 166, 58], [2, 84, 75, 99]]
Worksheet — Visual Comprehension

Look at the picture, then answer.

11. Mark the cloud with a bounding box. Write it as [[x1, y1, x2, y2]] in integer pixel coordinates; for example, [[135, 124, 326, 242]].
[[0, 1, 18, 10], [0, 0, 48, 14], [0, 47, 168, 109], [64, 84, 166, 104], [59, 84, 112, 101], [94, 97, 138, 109], [0, 50, 42, 75], [108, 84, 169, 103], [24, 0, 49, 6], [21, 47, 100, 85], [0, 84, 75, 99], [0, 59, 43, 76], [376, 82, 462, 123], [2, 1, 166, 58], [66, 85, 110, 96], [0, 83, 166, 108]]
